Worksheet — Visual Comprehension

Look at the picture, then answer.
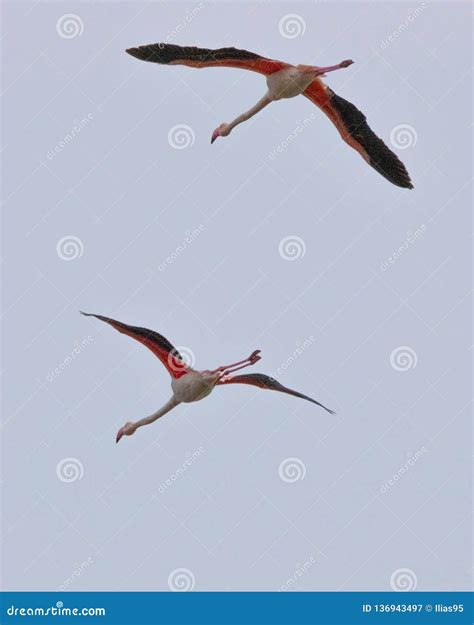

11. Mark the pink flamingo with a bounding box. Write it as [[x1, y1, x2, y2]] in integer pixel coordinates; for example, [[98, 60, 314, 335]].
[[81, 313, 334, 443], [126, 43, 413, 189]]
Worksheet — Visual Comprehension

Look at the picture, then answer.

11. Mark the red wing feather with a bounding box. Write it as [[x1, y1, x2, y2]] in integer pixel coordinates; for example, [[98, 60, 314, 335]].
[[303, 80, 413, 189], [81, 313, 188, 378], [218, 373, 335, 414], [126, 44, 288, 75]]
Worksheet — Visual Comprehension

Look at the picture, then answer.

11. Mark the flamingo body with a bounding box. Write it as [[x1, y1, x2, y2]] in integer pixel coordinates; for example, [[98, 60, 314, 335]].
[[171, 370, 219, 403], [266, 67, 315, 100]]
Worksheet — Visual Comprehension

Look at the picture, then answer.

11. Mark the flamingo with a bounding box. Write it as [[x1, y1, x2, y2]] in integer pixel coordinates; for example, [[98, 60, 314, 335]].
[[126, 43, 413, 189], [81, 312, 334, 443]]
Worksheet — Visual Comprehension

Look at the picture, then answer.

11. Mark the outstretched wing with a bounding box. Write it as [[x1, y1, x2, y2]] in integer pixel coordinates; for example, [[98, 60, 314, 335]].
[[218, 372, 335, 414], [126, 44, 288, 76], [81, 312, 188, 378], [303, 80, 413, 189]]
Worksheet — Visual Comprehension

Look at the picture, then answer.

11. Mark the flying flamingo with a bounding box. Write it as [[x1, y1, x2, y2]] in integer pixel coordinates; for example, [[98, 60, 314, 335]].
[[126, 43, 413, 189], [81, 312, 334, 443]]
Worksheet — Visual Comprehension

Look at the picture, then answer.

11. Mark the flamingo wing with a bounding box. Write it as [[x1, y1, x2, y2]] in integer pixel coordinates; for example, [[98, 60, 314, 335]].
[[81, 312, 188, 378], [303, 80, 413, 189], [218, 372, 335, 414], [126, 44, 288, 76]]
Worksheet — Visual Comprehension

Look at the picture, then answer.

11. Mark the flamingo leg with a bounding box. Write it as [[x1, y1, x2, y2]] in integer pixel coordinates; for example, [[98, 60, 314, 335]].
[[211, 350, 261, 375], [218, 357, 262, 379], [312, 59, 353, 75]]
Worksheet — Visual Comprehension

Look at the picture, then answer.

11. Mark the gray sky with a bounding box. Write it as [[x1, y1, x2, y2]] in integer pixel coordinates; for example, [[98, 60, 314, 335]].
[[2, 0, 472, 592]]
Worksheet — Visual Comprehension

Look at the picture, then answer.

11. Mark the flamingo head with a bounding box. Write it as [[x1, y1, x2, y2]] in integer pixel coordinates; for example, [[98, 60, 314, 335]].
[[211, 123, 230, 144], [116, 421, 137, 444]]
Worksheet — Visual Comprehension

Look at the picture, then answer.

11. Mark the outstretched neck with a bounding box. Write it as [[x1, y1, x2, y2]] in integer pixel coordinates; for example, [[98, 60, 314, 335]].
[[228, 93, 273, 132], [134, 397, 179, 430]]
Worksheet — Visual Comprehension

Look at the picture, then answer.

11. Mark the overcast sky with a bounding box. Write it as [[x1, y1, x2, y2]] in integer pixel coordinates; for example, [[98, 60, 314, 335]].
[[2, 1, 472, 592]]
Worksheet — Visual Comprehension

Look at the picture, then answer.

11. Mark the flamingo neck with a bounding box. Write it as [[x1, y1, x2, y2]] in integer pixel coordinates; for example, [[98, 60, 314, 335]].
[[227, 93, 272, 133]]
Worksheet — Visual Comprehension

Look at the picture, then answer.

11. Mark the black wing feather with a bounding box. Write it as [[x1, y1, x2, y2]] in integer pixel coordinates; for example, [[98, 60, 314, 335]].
[[328, 89, 413, 189], [126, 43, 263, 65], [220, 373, 335, 414]]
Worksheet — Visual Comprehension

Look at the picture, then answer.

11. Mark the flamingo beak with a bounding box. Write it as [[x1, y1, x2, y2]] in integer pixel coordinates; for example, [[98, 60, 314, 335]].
[[116, 428, 124, 444], [211, 129, 220, 144]]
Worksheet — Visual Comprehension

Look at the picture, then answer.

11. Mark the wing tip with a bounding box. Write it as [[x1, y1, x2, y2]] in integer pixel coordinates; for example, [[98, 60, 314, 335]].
[[80, 311, 101, 320], [125, 46, 141, 59], [125, 46, 154, 62], [315, 401, 336, 415], [392, 173, 414, 190], [371, 159, 414, 190], [125, 44, 170, 63]]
